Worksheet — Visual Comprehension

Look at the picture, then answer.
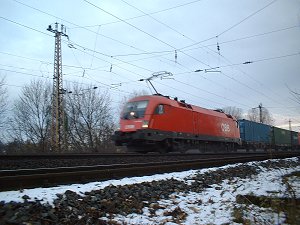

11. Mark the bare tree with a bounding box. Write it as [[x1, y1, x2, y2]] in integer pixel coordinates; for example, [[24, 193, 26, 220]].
[[247, 104, 273, 125], [0, 76, 8, 130], [222, 106, 243, 120], [9, 79, 52, 152], [65, 84, 115, 152]]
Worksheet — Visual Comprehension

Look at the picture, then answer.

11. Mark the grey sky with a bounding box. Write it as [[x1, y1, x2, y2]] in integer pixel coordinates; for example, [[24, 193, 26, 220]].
[[1, 0, 300, 130]]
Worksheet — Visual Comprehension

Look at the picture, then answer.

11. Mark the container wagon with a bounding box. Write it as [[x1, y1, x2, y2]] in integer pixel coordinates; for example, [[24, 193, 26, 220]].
[[291, 131, 299, 150], [272, 127, 291, 149], [238, 119, 272, 150]]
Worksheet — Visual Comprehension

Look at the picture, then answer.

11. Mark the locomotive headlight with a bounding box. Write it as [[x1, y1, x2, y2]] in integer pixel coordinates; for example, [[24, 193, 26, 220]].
[[142, 120, 149, 128], [130, 111, 135, 116]]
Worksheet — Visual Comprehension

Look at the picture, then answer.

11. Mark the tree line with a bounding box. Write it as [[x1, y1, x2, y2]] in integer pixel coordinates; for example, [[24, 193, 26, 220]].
[[0, 78, 116, 154], [221, 105, 273, 124]]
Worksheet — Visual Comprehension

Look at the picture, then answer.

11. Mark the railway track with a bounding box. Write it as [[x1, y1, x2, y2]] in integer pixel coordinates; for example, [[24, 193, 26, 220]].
[[0, 152, 299, 191], [0, 151, 297, 170]]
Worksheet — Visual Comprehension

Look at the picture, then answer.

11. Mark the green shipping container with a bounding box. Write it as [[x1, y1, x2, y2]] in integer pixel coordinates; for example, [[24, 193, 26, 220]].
[[272, 127, 291, 146], [291, 131, 298, 146]]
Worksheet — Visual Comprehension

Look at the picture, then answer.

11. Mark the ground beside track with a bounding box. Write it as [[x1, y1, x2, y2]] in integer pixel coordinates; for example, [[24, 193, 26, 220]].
[[0, 157, 299, 224]]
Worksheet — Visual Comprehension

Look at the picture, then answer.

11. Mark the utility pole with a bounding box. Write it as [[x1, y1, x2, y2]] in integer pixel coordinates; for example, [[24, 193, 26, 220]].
[[288, 119, 293, 148], [47, 23, 68, 152], [288, 119, 292, 131], [252, 103, 263, 123], [258, 103, 263, 123]]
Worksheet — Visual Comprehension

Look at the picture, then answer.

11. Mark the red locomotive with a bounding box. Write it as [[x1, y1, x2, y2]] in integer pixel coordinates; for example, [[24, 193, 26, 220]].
[[113, 95, 241, 153]]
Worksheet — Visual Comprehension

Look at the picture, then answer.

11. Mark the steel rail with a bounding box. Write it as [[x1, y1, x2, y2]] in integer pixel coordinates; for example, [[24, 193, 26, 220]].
[[0, 152, 278, 170], [0, 152, 299, 191], [0, 151, 285, 159]]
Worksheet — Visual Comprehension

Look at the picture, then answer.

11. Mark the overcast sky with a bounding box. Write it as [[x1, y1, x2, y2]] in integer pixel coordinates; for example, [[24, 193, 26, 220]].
[[1, 0, 300, 130]]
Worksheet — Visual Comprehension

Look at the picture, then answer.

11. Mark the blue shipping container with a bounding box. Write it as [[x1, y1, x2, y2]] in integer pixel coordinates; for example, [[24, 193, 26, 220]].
[[238, 119, 272, 144]]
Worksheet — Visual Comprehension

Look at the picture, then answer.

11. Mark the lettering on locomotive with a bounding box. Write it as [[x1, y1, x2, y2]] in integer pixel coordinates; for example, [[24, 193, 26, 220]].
[[125, 124, 135, 129], [221, 123, 230, 132]]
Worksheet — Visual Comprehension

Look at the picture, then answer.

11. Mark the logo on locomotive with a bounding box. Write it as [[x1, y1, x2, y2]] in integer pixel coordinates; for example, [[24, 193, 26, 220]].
[[221, 123, 230, 132]]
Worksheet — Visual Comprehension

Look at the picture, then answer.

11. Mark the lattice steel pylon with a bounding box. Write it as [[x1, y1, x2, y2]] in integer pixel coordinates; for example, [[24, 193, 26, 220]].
[[47, 23, 68, 152]]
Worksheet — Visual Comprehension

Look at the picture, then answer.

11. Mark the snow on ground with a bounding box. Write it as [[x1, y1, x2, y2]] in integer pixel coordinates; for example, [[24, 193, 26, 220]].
[[0, 157, 299, 224], [0, 169, 199, 205], [108, 158, 300, 225]]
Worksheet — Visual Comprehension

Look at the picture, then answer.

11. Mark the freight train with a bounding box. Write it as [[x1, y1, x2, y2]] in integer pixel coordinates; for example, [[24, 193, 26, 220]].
[[113, 95, 300, 153], [239, 119, 299, 151]]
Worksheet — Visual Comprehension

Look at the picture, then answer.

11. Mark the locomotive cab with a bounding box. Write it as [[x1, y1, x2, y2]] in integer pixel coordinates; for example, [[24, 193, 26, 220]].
[[112, 95, 176, 152], [121, 100, 150, 131]]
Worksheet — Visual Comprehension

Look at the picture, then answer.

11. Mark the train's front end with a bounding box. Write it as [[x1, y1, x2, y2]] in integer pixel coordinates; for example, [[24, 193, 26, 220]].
[[112, 95, 157, 151]]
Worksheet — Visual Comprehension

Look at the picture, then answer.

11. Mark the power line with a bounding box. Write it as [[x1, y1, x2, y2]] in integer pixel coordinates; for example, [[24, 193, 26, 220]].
[[7, 0, 294, 76], [69, 0, 205, 29], [144, 78, 231, 108], [4, 2, 299, 116], [184, 52, 300, 113], [69, 13, 300, 111], [0, 39, 296, 116], [0, 49, 152, 94], [0, 55, 246, 110], [0, 16, 218, 108], [106, 18, 300, 112], [0, 16, 52, 37], [67, 40, 153, 73], [0, 67, 134, 96], [117, 0, 213, 69], [212, 51, 300, 110], [243, 52, 300, 64], [219, 25, 298, 46], [11, 0, 148, 54], [5, 3, 289, 82], [0, 68, 48, 79], [0, 10, 154, 78], [6, 46, 290, 112], [173, 78, 251, 108], [2, 62, 298, 118], [0, 63, 50, 75], [202, 51, 300, 108], [84, 0, 176, 49], [3, 84, 24, 88], [180, 0, 279, 50], [10, 0, 206, 74], [217, 0, 278, 37], [0, 51, 96, 70], [83, 0, 211, 69], [195, 51, 300, 70], [111, 24, 298, 58], [119, 0, 222, 70], [0, 47, 151, 93], [120, 0, 196, 43], [183, 25, 299, 52]]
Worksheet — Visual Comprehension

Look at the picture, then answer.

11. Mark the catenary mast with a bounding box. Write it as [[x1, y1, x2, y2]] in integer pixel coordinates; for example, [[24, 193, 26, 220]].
[[47, 23, 68, 151]]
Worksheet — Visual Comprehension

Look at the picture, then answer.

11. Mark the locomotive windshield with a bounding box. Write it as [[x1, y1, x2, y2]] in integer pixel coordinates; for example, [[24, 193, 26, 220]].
[[122, 100, 149, 119]]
